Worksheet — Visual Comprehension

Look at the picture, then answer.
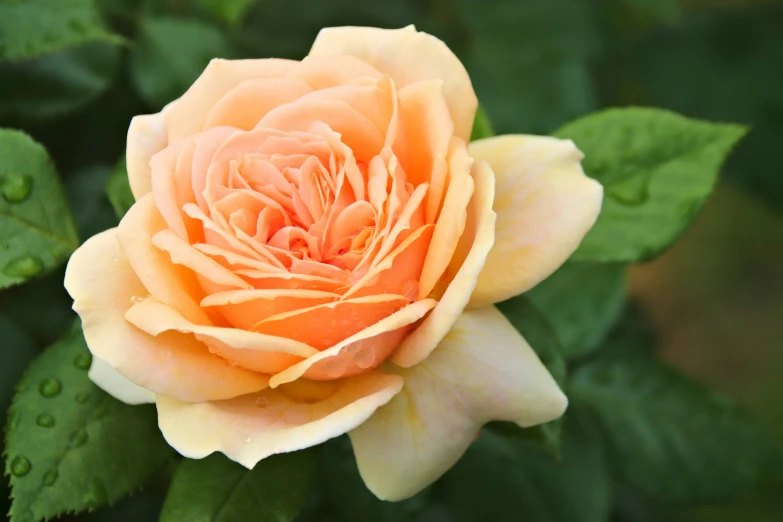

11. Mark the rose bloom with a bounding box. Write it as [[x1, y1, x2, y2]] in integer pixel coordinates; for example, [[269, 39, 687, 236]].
[[65, 26, 602, 500]]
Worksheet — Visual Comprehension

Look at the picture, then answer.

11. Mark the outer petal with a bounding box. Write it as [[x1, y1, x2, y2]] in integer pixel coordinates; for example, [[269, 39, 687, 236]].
[[64, 229, 269, 402], [308, 25, 477, 140], [127, 112, 168, 200], [88, 356, 155, 405], [468, 135, 603, 307], [391, 160, 496, 367], [157, 371, 404, 469], [350, 306, 567, 501]]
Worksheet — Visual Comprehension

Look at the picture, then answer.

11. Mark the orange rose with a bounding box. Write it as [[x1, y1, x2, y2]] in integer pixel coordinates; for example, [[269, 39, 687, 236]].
[[65, 26, 602, 500]]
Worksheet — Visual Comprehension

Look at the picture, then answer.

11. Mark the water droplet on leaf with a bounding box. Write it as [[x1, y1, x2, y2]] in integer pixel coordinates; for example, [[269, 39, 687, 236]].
[[70, 429, 88, 448], [10, 456, 31, 477], [73, 352, 92, 370], [8, 410, 20, 431], [1, 174, 32, 202], [43, 468, 58, 486], [38, 378, 61, 398], [3, 255, 43, 278], [75, 392, 90, 404], [36, 414, 55, 427]]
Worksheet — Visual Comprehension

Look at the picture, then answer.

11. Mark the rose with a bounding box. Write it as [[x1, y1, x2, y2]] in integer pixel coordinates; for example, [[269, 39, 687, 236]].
[[64, 25, 602, 500]]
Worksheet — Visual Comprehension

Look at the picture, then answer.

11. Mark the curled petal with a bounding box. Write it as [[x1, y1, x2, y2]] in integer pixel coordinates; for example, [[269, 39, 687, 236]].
[[127, 112, 168, 200], [88, 356, 155, 405]]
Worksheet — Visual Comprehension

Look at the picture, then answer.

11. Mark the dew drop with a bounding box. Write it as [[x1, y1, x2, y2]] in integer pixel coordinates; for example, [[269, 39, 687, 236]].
[[8, 410, 20, 431], [322, 356, 348, 378], [352, 346, 376, 370], [38, 378, 61, 398], [244, 437, 251, 443], [73, 352, 92, 370], [1, 174, 32, 203], [3, 255, 43, 278], [254, 397, 269, 408], [75, 392, 90, 404], [10, 456, 31, 477], [70, 429, 88, 448], [83, 479, 108, 510], [129, 295, 144, 303], [43, 468, 58, 487], [36, 414, 55, 428]]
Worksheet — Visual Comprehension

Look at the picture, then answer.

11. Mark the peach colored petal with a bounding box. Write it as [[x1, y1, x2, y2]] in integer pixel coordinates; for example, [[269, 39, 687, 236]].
[[236, 270, 344, 292], [268, 299, 437, 388], [192, 126, 240, 211], [204, 77, 314, 131], [150, 138, 201, 240], [308, 25, 477, 140], [124, 297, 317, 374], [64, 229, 269, 402], [165, 58, 298, 142], [88, 356, 155, 405], [251, 294, 409, 350], [391, 160, 496, 367], [157, 371, 403, 469], [468, 135, 603, 306], [201, 289, 339, 330], [350, 306, 567, 501], [292, 54, 384, 90], [417, 137, 474, 299], [127, 111, 168, 200], [117, 194, 210, 325]]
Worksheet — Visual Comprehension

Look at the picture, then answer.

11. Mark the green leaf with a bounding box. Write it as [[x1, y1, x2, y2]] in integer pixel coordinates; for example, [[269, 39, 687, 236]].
[[0, 314, 37, 413], [104, 156, 134, 220], [0, 0, 123, 62], [571, 339, 783, 500], [527, 261, 628, 360], [197, 0, 258, 26], [470, 104, 494, 142], [5, 321, 174, 522], [0, 129, 79, 289], [494, 295, 566, 457], [160, 451, 314, 522], [554, 108, 747, 262], [620, 0, 682, 22], [130, 17, 234, 109], [437, 416, 611, 522], [0, 42, 122, 121], [66, 165, 119, 241]]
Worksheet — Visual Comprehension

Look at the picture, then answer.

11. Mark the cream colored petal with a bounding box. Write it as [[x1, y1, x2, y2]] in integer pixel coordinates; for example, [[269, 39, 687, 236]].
[[165, 58, 298, 141], [88, 356, 155, 405], [64, 229, 269, 402], [308, 25, 477, 140], [468, 135, 603, 307], [351, 305, 567, 501], [127, 111, 168, 200], [391, 161, 496, 367], [157, 371, 404, 469]]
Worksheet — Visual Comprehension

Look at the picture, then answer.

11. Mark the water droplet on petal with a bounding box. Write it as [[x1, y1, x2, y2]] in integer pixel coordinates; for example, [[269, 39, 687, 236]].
[[129, 295, 144, 303], [43, 468, 58, 486], [254, 397, 268, 408], [322, 356, 348, 378], [244, 437, 251, 443], [38, 378, 61, 398], [1, 174, 32, 203], [75, 392, 90, 404], [73, 352, 92, 370], [36, 414, 55, 428], [10, 456, 31, 477], [352, 346, 376, 370], [3, 255, 43, 278], [70, 429, 88, 448]]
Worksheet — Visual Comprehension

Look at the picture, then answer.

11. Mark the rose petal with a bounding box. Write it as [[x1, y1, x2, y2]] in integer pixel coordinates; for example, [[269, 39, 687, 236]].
[[157, 371, 404, 469], [127, 111, 168, 200], [292, 54, 384, 90], [468, 135, 603, 307], [391, 160, 496, 367], [88, 356, 155, 405], [350, 306, 567, 501]]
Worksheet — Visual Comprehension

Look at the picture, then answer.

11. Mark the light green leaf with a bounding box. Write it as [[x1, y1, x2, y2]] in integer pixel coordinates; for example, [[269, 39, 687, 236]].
[[0, 0, 123, 62], [494, 295, 566, 457], [554, 108, 747, 262], [571, 339, 783, 500], [438, 417, 611, 522], [130, 17, 234, 109], [104, 156, 135, 220], [197, 0, 258, 26], [527, 261, 628, 360], [160, 451, 314, 522], [470, 104, 494, 142], [0, 129, 78, 289], [5, 321, 174, 522], [0, 42, 122, 121]]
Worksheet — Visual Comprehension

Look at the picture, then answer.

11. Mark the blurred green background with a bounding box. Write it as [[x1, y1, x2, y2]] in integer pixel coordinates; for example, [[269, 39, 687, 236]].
[[1, 0, 781, 520]]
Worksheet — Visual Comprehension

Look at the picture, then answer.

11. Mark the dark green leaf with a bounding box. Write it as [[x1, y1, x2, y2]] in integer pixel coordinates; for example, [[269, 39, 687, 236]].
[[197, 0, 258, 26], [5, 321, 174, 522], [620, 0, 682, 22], [437, 416, 611, 522], [0, 43, 122, 121], [104, 157, 134, 220], [527, 261, 628, 360], [66, 165, 120, 242], [554, 108, 747, 262], [130, 17, 234, 109], [160, 451, 314, 522], [0, 0, 123, 62], [470, 105, 494, 142], [0, 129, 78, 289], [571, 340, 783, 500], [0, 314, 37, 413]]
